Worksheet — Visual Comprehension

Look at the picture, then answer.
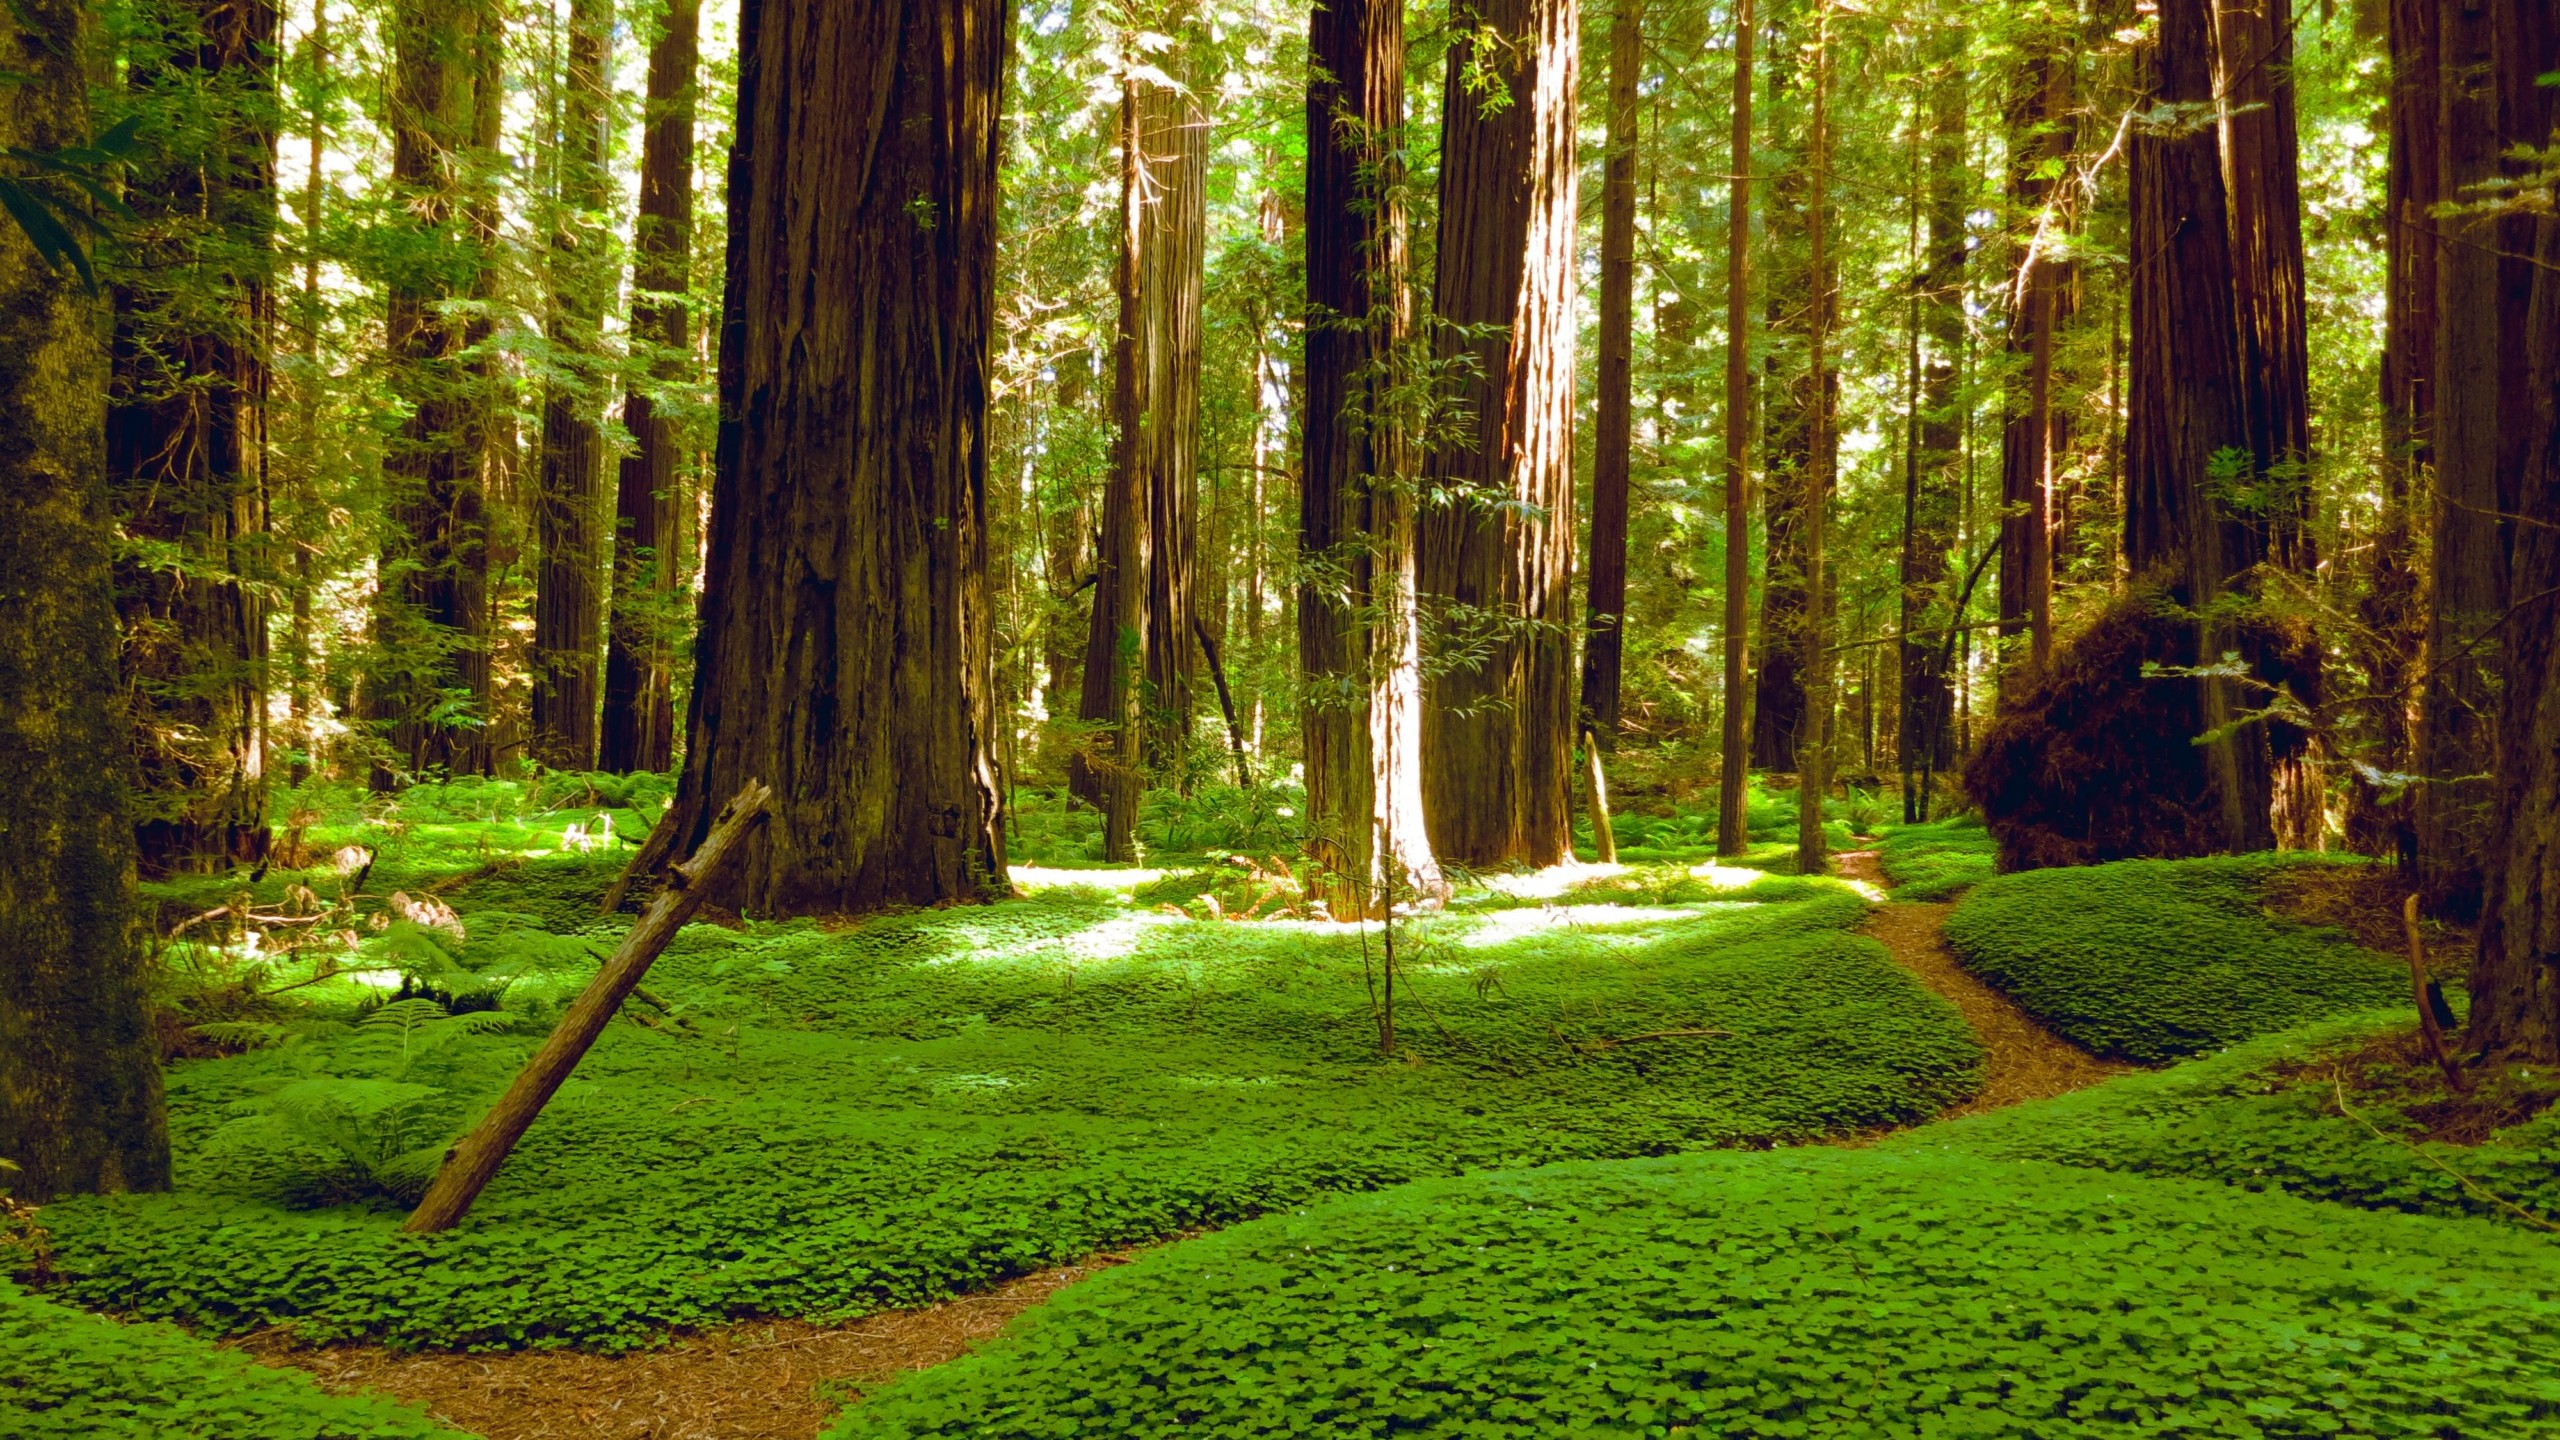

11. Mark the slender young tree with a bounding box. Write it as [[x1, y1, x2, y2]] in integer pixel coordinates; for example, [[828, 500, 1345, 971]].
[[531, 0, 614, 769], [374, 0, 491, 781], [602, 0, 701, 775], [1419, 0, 1581, 870], [0, 0, 171, 1202], [1579, 0, 1641, 864], [1794, 0, 1832, 878], [1900, 26, 1964, 808], [1301, 0, 1443, 911], [1715, 0, 1755, 857], [626, 0, 1009, 914], [109, 0, 279, 872]]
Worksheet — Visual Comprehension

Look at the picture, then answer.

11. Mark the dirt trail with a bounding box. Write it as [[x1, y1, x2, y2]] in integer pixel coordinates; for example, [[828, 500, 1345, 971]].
[[243, 1255, 1130, 1440], [258, 858, 2126, 1437], [1835, 850, 2130, 1115]]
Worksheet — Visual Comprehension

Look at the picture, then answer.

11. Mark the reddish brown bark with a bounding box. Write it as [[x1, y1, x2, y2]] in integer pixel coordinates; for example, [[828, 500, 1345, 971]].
[[1996, 46, 2068, 694], [1714, 0, 1754, 856], [1582, 0, 1639, 746], [632, 0, 1008, 915]]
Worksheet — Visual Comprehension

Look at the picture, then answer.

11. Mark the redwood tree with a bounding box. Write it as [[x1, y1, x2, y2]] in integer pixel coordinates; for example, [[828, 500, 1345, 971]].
[[629, 0, 1009, 914], [1301, 0, 1442, 910], [1994, 43, 2067, 694], [0, 0, 171, 1202], [1581, 0, 1640, 797], [1714, 0, 1755, 857], [601, 0, 700, 775], [109, 0, 278, 872], [1419, 0, 1581, 870]]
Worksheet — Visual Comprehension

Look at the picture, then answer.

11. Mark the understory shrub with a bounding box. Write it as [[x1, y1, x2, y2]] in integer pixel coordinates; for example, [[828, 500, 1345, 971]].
[[1941, 855, 2403, 1062], [38, 885, 1980, 1350], [0, 1278, 461, 1439], [829, 1146, 2560, 1439], [1874, 813, 1997, 900]]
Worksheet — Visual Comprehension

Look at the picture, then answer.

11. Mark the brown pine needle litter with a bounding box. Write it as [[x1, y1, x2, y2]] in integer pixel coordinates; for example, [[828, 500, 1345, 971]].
[[237, 1253, 1132, 1440], [1835, 850, 2133, 1114]]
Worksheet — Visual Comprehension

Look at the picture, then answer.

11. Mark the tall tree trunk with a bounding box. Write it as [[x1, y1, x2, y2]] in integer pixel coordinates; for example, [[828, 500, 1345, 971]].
[[1996, 45, 2067, 695], [2413, 0, 2512, 913], [2124, 0, 2271, 852], [0, 0, 170, 1202], [531, 0, 612, 770], [1419, 0, 1581, 870], [1714, 0, 1755, 857], [601, 0, 699, 776], [628, 0, 1009, 915], [1139, 52, 1207, 781], [284, 1, 326, 787], [2468, 124, 2559, 1062], [1794, 0, 1832, 878], [1900, 32, 1965, 798], [2349, 0, 2437, 860], [374, 0, 490, 782], [109, 0, 278, 874], [1582, 0, 1639, 860], [1751, 37, 1825, 778], [1301, 0, 1443, 911], [1041, 351, 1094, 714]]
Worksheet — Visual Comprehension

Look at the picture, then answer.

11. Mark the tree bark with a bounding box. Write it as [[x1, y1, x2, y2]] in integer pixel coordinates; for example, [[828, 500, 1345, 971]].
[[601, 0, 699, 776], [1301, 0, 1443, 912], [109, 0, 278, 874], [531, 0, 613, 770], [1902, 32, 1966, 784], [2125, 0, 2271, 852], [1794, 0, 1832, 879], [1716, 0, 1755, 857], [1419, 0, 1581, 870], [1996, 45, 2067, 695], [628, 0, 1009, 916], [374, 0, 491, 782], [1582, 0, 1639, 746], [1140, 59, 1206, 779], [0, 0, 170, 1203], [1751, 40, 1813, 775]]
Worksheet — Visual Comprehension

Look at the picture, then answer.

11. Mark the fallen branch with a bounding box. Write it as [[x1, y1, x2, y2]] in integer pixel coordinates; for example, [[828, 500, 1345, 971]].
[[404, 780, 773, 1234], [2329, 1074, 2553, 1232], [2404, 894, 2472, 1094]]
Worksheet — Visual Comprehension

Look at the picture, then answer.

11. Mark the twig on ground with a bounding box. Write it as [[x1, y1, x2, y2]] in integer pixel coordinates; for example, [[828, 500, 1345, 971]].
[[2328, 1073, 2557, 1232]]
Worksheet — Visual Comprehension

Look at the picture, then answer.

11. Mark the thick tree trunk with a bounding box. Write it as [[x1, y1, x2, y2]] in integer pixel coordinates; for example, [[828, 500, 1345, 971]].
[[1419, 0, 1580, 870], [2348, 0, 2437, 860], [2413, 0, 2510, 914], [1900, 36, 1965, 784], [1751, 57, 1826, 778], [601, 0, 699, 776], [1139, 63, 1206, 778], [1714, 0, 1755, 857], [1996, 46, 2067, 695], [0, 0, 170, 1202], [531, 0, 612, 771], [110, 0, 277, 874], [374, 0, 490, 782], [1301, 0, 1443, 912], [2125, 0, 2271, 852], [630, 0, 1009, 915], [2468, 177, 2560, 1063], [1582, 0, 1640, 858]]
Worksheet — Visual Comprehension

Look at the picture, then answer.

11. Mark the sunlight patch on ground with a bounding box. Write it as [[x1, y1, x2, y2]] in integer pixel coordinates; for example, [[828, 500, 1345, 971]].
[[1480, 862, 1625, 900], [1008, 865, 1168, 893], [1447, 905, 1700, 950]]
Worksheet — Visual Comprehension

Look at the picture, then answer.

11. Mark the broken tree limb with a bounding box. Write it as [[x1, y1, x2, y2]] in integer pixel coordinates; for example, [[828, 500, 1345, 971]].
[[1192, 616, 1253, 789], [403, 780, 773, 1234], [2404, 894, 2472, 1095]]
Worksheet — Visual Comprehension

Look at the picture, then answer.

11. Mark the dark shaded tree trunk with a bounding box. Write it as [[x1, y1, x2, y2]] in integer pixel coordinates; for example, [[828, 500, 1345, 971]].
[[1751, 48, 1826, 777], [2413, 0, 2510, 914], [2348, 0, 2437, 860], [1794, 1, 1834, 878], [601, 0, 698, 776], [531, 0, 612, 770], [1581, 0, 1640, 861], [109, 0, 277, 874], [1996, 46, 2067, 695], [2468, 136, 2560, 1063], [1419, 0, 1580, 870], [2124, 0, 2271, 853], [374, 0, 491, 782], [1900, 34, 1965, 792], [628, 0, 1009, 915], [1301, 0, 1442, 911], [1714, 0, 1755, 857], [0, 0, 171, 1203]]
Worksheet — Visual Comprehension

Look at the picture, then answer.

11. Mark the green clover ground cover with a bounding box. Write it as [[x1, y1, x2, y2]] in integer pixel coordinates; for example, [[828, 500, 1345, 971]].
[[35, 881, 1982, 1351], [0, 1278, 462, 1440], [829, 1145, 2560, 1440], [1873, 812, 1999, 900], [1939, 855, 2405, 1063]]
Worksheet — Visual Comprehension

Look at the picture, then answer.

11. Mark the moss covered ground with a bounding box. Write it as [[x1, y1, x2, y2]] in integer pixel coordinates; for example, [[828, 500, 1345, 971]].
[[1939, 854, 2406, 1062], [29, 781, 1979, 1353], [0, 1278, 462, 1439]]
